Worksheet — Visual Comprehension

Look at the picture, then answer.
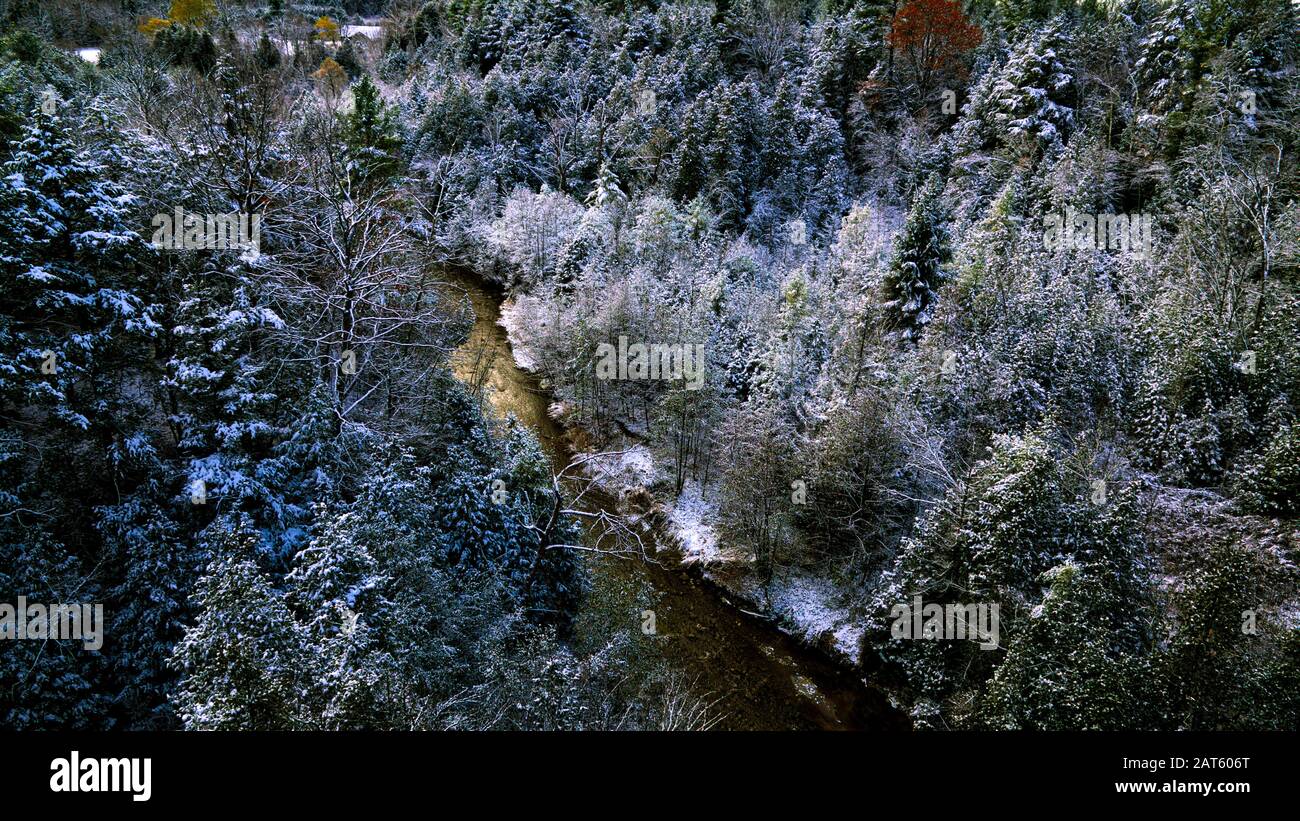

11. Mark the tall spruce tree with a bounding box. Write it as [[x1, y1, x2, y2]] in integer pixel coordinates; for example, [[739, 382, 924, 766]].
[[881, 174, 948, 340]]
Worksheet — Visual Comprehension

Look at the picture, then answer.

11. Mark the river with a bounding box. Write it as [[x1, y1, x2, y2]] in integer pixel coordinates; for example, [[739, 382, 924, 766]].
[[445, 271, 905, 730]]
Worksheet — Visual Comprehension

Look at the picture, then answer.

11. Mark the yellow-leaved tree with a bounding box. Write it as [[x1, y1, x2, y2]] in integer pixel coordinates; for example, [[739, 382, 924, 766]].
[[314, 16, 340, 42], [138, 17, 172, 35], [168, 0, 217, 28]]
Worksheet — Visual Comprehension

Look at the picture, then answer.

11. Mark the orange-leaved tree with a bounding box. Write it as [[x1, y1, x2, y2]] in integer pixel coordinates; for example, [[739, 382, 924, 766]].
[[888, 0, 982, 102], [311, 56, 348, 103]]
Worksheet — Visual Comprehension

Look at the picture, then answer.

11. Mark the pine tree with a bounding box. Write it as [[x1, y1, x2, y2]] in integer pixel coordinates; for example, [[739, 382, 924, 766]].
[[0, 106, 157, 432], [335, 37, 363, 80], [1162, 540, 1274, 729], [881, 174, 947, 340], [979, 560, 1164, 729], [0, 519, 108, 728], [989, 22, 1076, 155], [977, 481, 1160, 729], [254, 32, 280, 70], [342, 75, 403, 186], [96, 433, 196, 729], [286, 504, 407, 729], [705, 81, 762, 230], [996, 0, 1060, 29], [162, 259, 295, 551], [171, 519, 314, 730]]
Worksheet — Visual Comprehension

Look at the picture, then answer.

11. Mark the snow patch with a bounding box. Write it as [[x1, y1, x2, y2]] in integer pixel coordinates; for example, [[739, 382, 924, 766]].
[[582, 443, 658, 489], [1277, 602, 1300, 630], [667, 480, 723, 564], [342, 25, 386, 39], [765, 572, 867, 667]]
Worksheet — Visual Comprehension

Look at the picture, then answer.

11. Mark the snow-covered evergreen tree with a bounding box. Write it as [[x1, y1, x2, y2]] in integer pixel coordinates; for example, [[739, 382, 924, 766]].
[[171, 519, 314, 730], [881, 174, 948, 340]]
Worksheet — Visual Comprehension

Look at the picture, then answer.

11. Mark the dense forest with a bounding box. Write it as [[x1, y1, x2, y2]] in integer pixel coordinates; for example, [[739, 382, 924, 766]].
[[0, 0, 1297, 731]]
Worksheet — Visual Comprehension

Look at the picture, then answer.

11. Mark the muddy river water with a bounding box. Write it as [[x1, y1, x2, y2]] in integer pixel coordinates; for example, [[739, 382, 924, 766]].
[[445, 271, 904, 730]]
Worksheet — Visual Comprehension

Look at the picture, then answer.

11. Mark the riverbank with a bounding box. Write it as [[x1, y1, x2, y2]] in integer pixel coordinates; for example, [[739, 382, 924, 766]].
[[498, 287, 886, 672], [445, 270, 907, 729]]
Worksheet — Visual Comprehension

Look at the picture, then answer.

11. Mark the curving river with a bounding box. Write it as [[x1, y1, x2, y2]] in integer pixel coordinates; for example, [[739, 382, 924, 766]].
[[445, 271, 905, 730]]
